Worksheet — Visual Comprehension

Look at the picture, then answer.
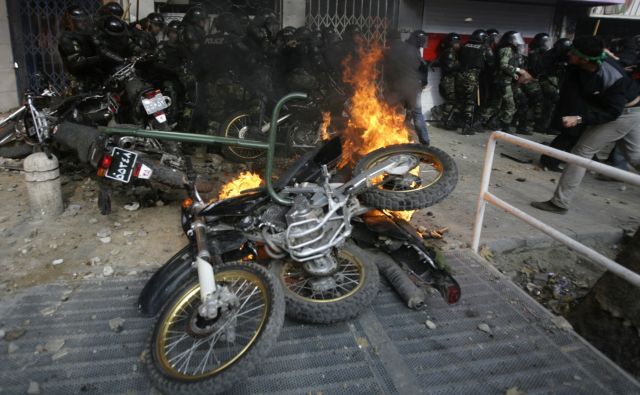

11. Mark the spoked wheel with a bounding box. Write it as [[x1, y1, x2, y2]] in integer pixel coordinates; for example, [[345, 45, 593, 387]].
[[270, 242, 379, 324], [353, 144, 458, 211], [146, 262, 284, 395], [220, 112, 265, 163]]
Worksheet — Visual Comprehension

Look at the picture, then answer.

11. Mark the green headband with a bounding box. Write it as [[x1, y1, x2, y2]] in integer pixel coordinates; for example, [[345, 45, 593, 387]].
[[571, 47, 607, 64]]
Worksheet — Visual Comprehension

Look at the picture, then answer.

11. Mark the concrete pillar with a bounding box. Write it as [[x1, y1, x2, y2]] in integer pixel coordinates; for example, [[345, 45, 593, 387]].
[[23, 153, 64, 218], [0, 0, 19, 112], [282, 0, 306, 28]]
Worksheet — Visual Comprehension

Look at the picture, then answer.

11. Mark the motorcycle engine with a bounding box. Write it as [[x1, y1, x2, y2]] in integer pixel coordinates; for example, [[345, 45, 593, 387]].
[[289, 121, 319, 148]]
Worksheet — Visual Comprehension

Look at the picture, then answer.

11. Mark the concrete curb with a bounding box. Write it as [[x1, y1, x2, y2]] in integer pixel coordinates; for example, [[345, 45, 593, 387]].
[[484, 226, 624, 253]]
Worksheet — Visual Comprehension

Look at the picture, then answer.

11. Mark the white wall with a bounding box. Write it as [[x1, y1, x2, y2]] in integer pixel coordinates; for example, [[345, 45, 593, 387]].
[[422, 0, 556, 37], [0, 0, 18, 112], [282, 0, 306, 28]]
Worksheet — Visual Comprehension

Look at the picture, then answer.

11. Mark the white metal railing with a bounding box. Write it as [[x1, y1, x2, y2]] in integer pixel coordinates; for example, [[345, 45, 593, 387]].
[[471, 131, 640, 288]]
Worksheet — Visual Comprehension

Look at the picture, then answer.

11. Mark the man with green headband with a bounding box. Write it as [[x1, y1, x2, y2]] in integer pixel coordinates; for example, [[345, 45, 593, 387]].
[[532, 36, 640, 214]]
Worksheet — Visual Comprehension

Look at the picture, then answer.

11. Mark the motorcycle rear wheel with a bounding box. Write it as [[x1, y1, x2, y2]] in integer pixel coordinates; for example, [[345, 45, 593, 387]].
[[270, 242, 379, 324], [0, 122, 32, 159], [353, 144, 458, 211], [219, 112, 265, 163], [145, 261, 285, 394]]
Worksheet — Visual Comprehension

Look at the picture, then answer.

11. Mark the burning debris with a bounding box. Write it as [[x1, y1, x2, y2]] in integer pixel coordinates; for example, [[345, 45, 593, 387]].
[[218, 171, 264, 200]]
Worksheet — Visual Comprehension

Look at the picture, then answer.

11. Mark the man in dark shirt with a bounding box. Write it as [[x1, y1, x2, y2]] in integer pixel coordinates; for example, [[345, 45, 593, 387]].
[[532, 36, 640, 214]]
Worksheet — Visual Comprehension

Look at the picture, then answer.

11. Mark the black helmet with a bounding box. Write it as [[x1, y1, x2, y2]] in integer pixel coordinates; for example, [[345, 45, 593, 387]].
[[499, 31, 525, 49], [97, 1, 124, 18], [487, 28, 499, 37], [553, 38, 572, 53], [167, 20, 180, 33], [470, 29, 487, 44], [184, 6, 206, 25], [531, 33, 551, 51], [147, 12, 165, 27], [63, 6, 90, 32], [442, 32, 461, 48], [407, 30, 428, 48], [102, 15, 127, 36]]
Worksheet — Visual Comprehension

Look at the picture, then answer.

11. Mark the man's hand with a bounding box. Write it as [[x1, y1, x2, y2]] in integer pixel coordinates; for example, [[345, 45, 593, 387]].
[[562, 116, 582, 128], [517, 69, 533, 84]]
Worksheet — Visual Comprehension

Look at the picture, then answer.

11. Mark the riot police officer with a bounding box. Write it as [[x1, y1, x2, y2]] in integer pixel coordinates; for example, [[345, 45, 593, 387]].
[[130, 13, 165, 56], [480, 31, 533, 132], [58, 6, 101, 93], [431, 33, 461, 129], [95, 1, 124, 27], [158, 20, 182, 72], [456, 29, 491, 135], [180, 6, 208, 61], [514, 33, 547, 134], [94, 16, 132, 73]]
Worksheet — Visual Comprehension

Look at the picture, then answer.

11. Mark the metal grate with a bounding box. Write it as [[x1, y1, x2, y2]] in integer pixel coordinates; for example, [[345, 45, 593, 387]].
[[304, 0, 398, 45], [0, 250, 638, 394], [6, 0, 102, 95]]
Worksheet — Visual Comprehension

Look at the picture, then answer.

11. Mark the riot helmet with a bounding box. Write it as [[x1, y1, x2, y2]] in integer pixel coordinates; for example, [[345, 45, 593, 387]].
[[62, 6, 91, 33], [531, 33, 551, 51], [276, 26, 297, 48], [486, 29, 500, 45], [499, 31, 525, 54], [166, 20, 180, 43], [553, 38, 572, 53], [97, 2, 124, 18], [167, 20, 180, 33], [184, 6, 207, 29], [407, 30, 428, 48], [146, 13, 165, 35], [102, 15, 128, 36], [442, 32, 461, 50], [469, 29, 487, 45]]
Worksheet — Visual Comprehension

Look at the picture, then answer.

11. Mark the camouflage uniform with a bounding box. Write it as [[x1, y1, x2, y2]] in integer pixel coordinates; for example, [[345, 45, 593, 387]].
[[455, 39, 492, 133], [432, 47, 460, 123], [516, 50, 545, 133], [480, 46, 520, 127]]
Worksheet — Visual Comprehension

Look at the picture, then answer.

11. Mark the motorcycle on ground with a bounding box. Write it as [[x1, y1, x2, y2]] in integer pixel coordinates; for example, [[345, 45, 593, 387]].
[[0, 77, 192, 214], [133, 93, 460, 394]]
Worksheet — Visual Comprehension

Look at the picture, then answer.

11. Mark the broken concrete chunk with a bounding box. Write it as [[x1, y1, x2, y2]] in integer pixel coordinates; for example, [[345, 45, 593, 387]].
[[477, 323, 492, 334], [424, 320, 437, 330], [27, 381, 40, 395], [109, 317, 125, 333]]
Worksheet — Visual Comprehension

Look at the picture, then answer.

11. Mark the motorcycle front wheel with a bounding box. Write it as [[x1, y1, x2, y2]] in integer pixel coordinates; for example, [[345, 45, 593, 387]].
[[219, 112, 265, 163], [353, 144, 458, 211], [145, 261, 285, 395], [269, 242, 379, 324]]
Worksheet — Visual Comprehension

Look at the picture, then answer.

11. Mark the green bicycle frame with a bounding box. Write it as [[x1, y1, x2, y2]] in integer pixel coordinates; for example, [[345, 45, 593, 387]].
[[100, 92, 308, 205]]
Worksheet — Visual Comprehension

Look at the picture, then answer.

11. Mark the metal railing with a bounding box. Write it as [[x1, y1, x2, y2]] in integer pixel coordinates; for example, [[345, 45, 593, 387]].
[[472, 131, 640, 288]]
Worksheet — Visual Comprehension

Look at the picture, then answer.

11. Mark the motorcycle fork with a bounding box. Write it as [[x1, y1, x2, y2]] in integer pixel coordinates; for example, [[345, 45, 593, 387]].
[[191, 203, 217, 303]]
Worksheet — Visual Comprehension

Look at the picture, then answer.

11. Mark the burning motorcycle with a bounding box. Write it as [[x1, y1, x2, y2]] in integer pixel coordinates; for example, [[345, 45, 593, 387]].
[[133, 93, 460, 394]]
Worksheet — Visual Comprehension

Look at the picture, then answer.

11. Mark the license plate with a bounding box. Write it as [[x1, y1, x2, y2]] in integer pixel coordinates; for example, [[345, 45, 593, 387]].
[[142, 94, 169, 115], [105, 148, 137, 183]]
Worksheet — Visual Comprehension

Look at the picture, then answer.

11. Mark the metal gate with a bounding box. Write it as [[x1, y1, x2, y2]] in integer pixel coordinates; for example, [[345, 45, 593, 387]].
[[6, 0, 102, 95], [304, 0, 398, 45]]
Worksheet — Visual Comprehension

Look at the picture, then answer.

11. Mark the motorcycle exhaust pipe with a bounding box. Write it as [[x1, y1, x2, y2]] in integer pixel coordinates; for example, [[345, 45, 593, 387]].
[[359, 247, 425, 309]]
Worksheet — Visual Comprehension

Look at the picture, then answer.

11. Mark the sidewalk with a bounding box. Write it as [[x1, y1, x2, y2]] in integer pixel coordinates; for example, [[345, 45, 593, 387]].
[[413, 125, 640, 253]]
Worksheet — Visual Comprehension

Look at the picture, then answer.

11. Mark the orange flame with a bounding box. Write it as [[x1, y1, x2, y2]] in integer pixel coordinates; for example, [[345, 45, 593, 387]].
[[218, 171, 263, 200], [339, 43, 411, 169], [320, 111, 332, 141]]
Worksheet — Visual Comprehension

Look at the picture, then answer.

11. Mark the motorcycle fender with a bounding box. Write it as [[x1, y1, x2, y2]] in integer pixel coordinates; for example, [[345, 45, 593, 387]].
[[138, 244, 196, 317]]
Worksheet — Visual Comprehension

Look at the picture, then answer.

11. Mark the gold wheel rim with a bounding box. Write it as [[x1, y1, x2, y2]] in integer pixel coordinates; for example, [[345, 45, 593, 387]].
[[156, 269, 269, 380], [369, 150, 444, 193], [225, 114, 264, 160], [280, 250, 365, 303]]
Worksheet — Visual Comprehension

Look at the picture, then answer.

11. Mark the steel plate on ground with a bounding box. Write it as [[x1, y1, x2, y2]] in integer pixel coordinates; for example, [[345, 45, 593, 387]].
[[0, 250, 638, 394]]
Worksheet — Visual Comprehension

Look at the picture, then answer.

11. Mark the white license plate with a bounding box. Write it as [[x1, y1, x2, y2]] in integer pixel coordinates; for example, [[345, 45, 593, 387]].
[[142, 94, 169, 115]]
